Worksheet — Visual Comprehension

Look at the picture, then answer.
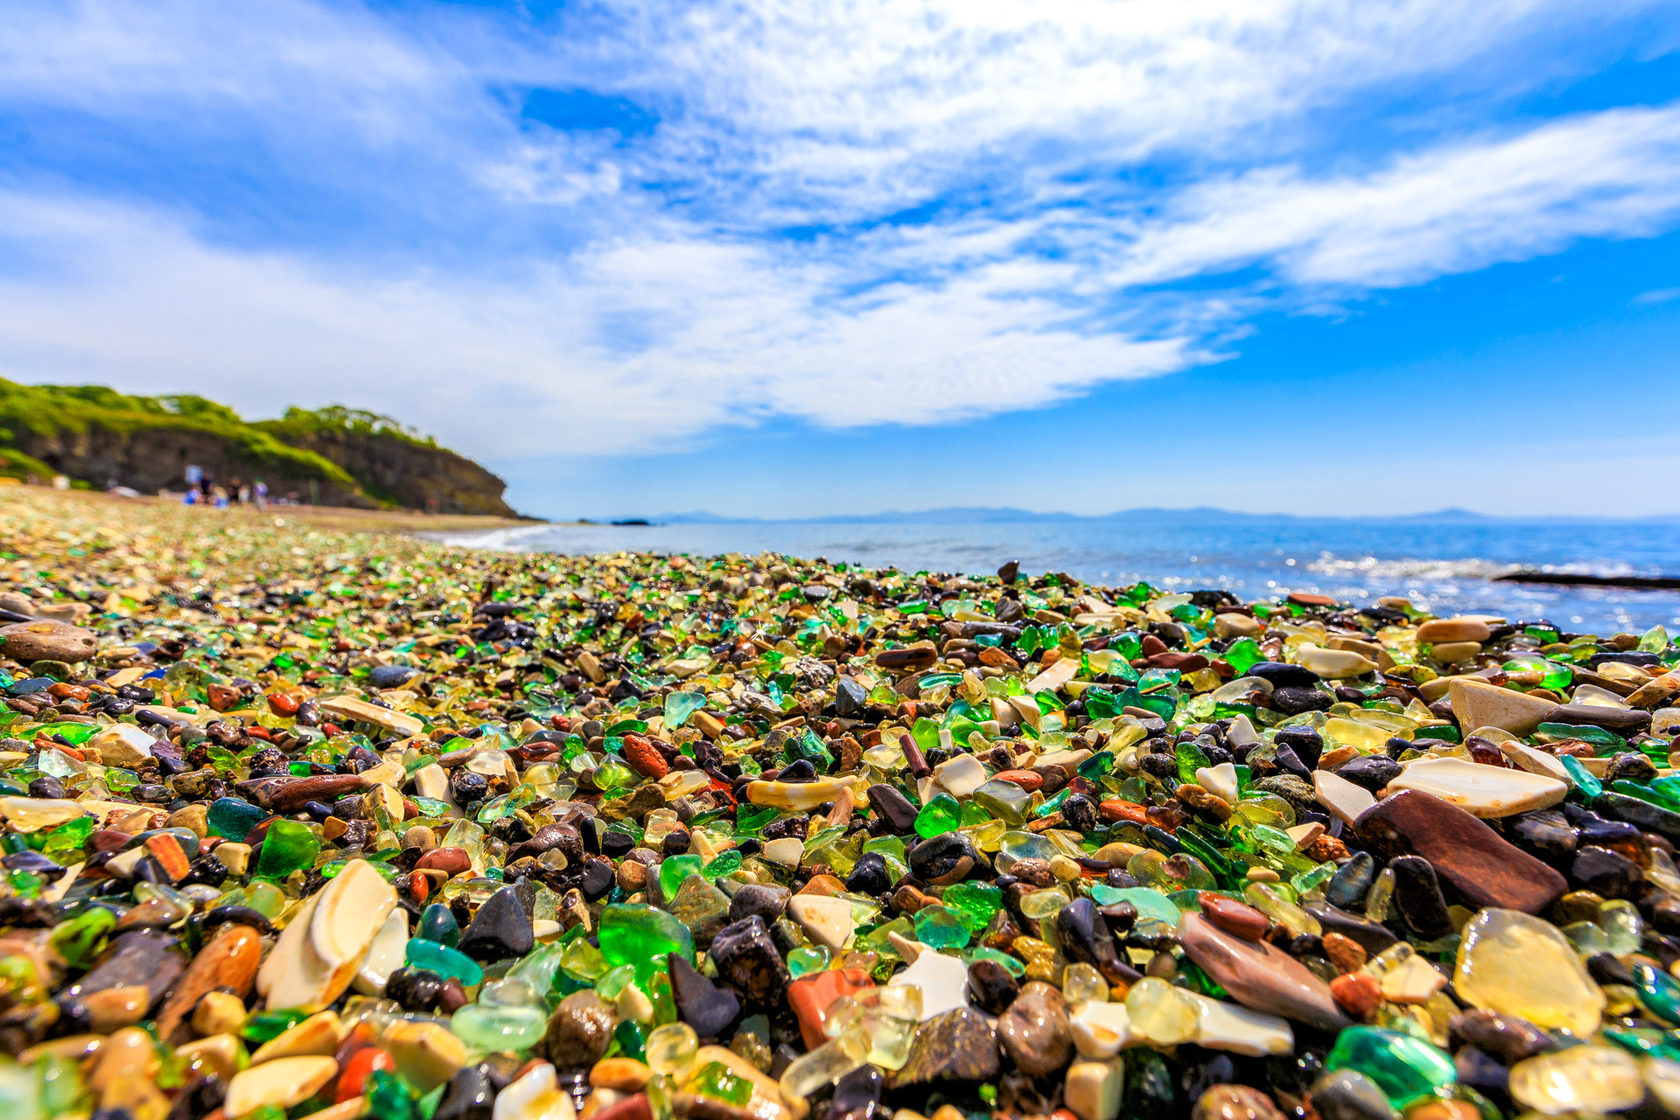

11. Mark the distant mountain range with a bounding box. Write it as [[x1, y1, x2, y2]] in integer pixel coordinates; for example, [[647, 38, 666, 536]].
[[646, 505, 1680, 525]]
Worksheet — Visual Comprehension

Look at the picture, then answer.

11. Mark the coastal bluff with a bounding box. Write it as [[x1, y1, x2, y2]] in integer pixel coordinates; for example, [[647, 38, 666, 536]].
[[0, 380, 515, 516]]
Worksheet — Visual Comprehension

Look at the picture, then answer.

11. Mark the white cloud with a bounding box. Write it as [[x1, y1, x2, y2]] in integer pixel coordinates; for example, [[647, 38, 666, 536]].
[[0, 0, 1678, 470], [0, 194, 1194, 458], [1110, 104, 1680, 289]]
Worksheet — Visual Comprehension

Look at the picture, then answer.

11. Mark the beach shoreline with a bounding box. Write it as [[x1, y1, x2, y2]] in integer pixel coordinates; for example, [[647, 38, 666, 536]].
[[2, 479, 1678, 1120]]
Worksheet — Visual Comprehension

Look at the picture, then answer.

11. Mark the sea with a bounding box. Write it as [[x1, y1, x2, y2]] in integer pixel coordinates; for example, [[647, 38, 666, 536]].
[[435, 511, 1680, 635]]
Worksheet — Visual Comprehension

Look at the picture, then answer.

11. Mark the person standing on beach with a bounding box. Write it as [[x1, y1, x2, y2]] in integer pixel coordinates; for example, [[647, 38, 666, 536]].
[[253, 479, 268, 511], [184, 463, 202, 494]]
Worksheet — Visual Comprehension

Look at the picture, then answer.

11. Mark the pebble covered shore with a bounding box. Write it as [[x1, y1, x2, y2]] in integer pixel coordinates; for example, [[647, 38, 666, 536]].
[[2, 488, 1679, 1120]]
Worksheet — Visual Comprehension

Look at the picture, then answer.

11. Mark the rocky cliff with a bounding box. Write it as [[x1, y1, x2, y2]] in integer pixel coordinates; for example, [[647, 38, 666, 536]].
[[0, 382, 517, 516]]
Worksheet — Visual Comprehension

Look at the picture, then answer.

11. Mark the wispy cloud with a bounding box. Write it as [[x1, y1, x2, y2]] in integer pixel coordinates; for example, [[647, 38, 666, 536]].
[[0, 0, 1677, 463]]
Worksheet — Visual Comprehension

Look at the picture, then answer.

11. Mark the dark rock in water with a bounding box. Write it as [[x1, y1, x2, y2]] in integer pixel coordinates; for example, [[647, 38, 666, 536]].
[[835, 677, 868, 718], [845, 852, 892, 896], [907, 831, 978, 886], [1355, 790, 1566, 914], [367, 664, 420, 689], [1177, 914, 1350, 1031], [1055, 897, 1127, 982], [1310, 1070, 1400, 1120], [1571, 846, 1641, 899], [457, 886, 534, 962], [1270, 687, 1332, 715], [1125, 1048, 1181, 1120], [1509, 810, 1578, 863], [1448, 1008, 1554, 1064], [1541, 703, 1651, 734], [669, 955, 740, 1039], [997, 559, 1020, 584], [543, 991, 615, 1068], [1334, 755, 1401, 792], [1273, 726, 1323, 769], [1592, 792, 1680, 846], [1325, 852, 1374, 910], [709, 916, 789, 1004], [997, 981, 1072, 1075], [727, 883, 790, 926], [1246, 662, 1320, 688], [1388, 855, 1452, 939], [888, 1008, 1000, 1087], [830, 1064, 884, 1120], [966, 959, 1020, 1016], [69, 930, 182, 1006], [1304, 905, 1399, 957], [434, 1065, 496, 1120], [866, 784, 918, 833]]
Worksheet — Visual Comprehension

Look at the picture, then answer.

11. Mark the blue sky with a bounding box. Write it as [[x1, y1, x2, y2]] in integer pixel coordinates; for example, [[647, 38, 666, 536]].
[[1, 1, 1678, 519]]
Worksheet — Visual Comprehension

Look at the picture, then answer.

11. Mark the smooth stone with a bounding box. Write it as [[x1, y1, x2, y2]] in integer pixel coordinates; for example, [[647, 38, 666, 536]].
[[224, 1055, 338, 1117], [966, 959, 1020, 1016], [1509, 1045, 1643, 1116], [258, 889, 353, 1013], [670, 954, 741, 1039], [318, 694, 424, 736], [435, 1066, 497, 1120], [0, 619, 97, 663], [1388, 855, 1453, 939], [727, 883, 791, 925], [492, 1061, 577, 1120], [788, 967, 873, 1050], [1065, 1060, 1125, 1120], [1418, 618, 1493, 643], [1196, 762, 1240, 805], [1193, 1086, 1286, 1120], [1310, 1070, 1402, 1120], [906, 832, 979, 886], [1387, 756, 1567, 818], [787, 894, 856, 953], [710, 916, 790, 1005], [1499, 742, 1571, 782], [368, 664, 421, 689], [744, 776, 860, 811], [543, 991, 616, 1068], [997, 981, 1073, 1075], [1198, 894, 1269, 942], [310, 859, 398, 970], [1454, 908, 1605, 1035], [866, 784, 919, 833], [1354, 790, 1567, 914], [933, 752, 987, 798], [1447, 1009, 1554, 1064], [1071, 999, 1138, 1058], [1325, 852, 1375, 910], [88, 723, 156, 768], [458, 885, 535, 962], [1186, 992, 1294, 1056], [352, 908, 409, 997], [1542, 702, 1653, 734], [887, 1008, 1000, 1087], [760, 837, 803, 870], [1448, 679, 1555, 736], [1177, 914, 1350, 1031], [1296, 645, 1378, 679], [889, 944, 972, 1020], [1333, 755, 1401, 792]]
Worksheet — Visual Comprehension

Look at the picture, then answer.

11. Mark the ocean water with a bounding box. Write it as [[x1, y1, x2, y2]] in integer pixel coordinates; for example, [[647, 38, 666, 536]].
[[435, 512, 1680, 634]]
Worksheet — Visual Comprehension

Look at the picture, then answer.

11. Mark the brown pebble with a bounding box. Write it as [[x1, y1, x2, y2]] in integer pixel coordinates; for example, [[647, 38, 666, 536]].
[[1329, 972, 1382, 1019], [1198, 893, 1269, 942], [154, 922, 264, 1044], [1322, 932, 1368, 974]]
